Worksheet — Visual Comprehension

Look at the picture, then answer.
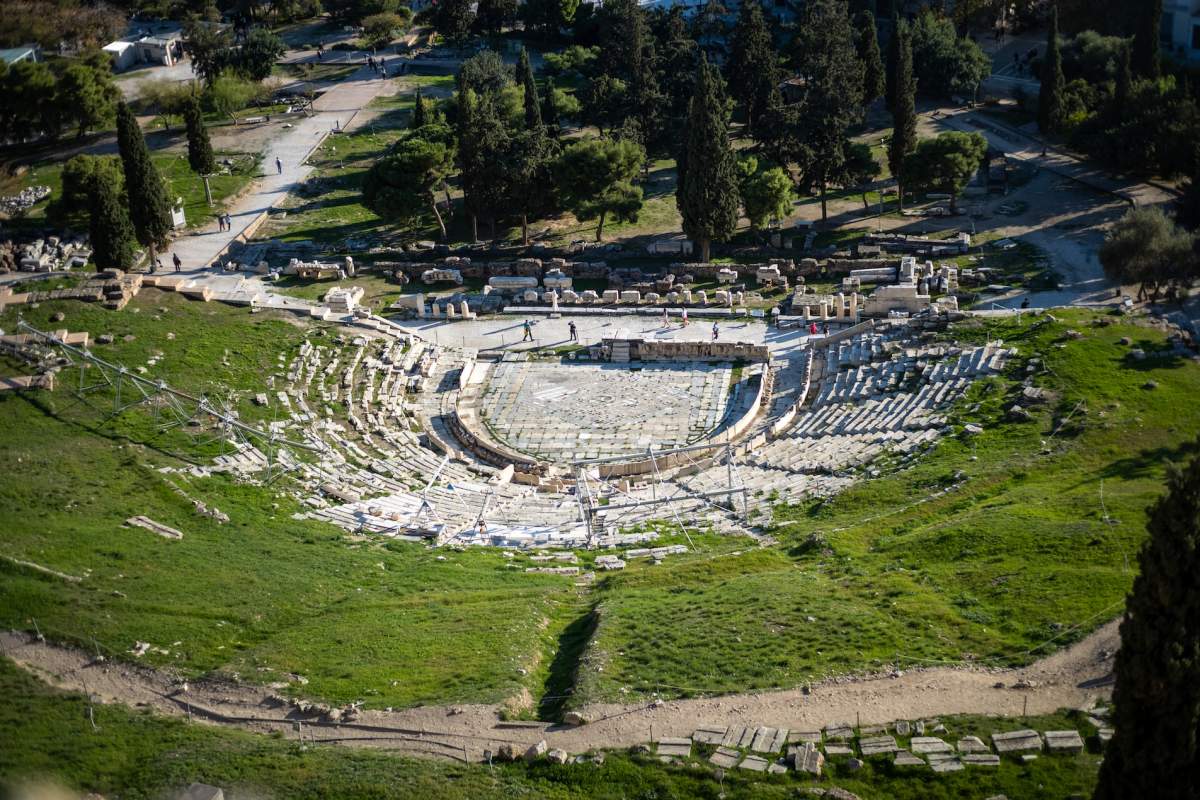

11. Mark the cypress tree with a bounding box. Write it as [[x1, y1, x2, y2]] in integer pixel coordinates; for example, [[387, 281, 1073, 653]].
[[855, 10, 885, 106], [1037, 6, 1065, 135], [412, 87, 428, 129], [184, 94, 216, 175], [542, 76, 561, 136], [676, 56, 739, 263], [116, 101, 173, 261], [1132, 0, 1162, 79], [518, 47, 543, 132], [793, 0, 864, 223], [728, 0, 778, 136], [1093, 447, 1200, 800], [88, 167, 137, 270], [884, 9, 902, 113], [887, 25, 916, 213], [1115, 43, 1132, 111]]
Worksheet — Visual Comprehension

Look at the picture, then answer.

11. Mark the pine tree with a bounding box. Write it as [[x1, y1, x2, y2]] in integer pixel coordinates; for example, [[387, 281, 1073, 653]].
[[855, 10, 885, 106], [1093, 447, 1200, 800], [888, 24, 916, 212], [412, 87, 427, 129], [518, 47, 543, 132], [1037, 5, 1065, 135], [115, 101, 173, 262], [1132, 0, 1162, 79], [676, 56, 739, 263], [728, 0, 778, 136], [884, 10, 902, 113], [88, 166, 137, 270], [792, 0, 864, 223], [183, 94, 216, 175]]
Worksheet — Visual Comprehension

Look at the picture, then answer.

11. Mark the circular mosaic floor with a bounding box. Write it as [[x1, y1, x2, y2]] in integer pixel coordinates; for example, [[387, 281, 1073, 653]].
[[479, 360, 734, 462]]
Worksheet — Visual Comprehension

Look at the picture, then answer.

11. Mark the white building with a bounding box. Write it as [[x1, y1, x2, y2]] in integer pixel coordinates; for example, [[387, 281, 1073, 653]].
[[103, 22, 185, 72], [1163, 1, 1200, 62]]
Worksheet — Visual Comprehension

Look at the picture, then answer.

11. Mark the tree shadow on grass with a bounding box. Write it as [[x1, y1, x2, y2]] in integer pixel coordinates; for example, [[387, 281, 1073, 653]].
[[1111, 339, 1190, 372], [537, 604, 599, 722], [1095, 439, 1200, 482]]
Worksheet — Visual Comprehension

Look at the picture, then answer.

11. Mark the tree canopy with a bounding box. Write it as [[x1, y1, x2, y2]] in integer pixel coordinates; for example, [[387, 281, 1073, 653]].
[[363, 131, 456, 239], [554, 137, 645, 242], [901, 131, 987, 211], [184, 95, 217, 176], [1099, 207, 1199, 301], [737, 156, 793, 230], [727, 0, 778, 136]]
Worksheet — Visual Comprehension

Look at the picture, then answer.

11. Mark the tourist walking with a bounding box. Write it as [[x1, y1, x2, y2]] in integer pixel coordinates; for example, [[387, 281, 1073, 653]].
[[215, 213, 225, 231], [224, 213, 233, 231], [712, 322, 719, 342], [822, 322, 829, 336], [663, 307, 670, 327], [172, 253, 182, 272], [809, 322, 818, 335], [522, 320, 534, 342], [568, 321, 578, 342], [275, 157, 283, 175], [681, 308, 688, 327]]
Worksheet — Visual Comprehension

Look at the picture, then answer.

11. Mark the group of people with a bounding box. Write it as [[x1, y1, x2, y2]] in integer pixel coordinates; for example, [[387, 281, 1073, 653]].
[[150, 253, 184, 273], [214, 212, 234, 232], [367, 55, 396, 78]]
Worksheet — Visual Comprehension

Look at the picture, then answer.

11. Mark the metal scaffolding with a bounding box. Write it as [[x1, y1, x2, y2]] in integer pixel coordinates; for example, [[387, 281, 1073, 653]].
[[16, 321, 320, 480]]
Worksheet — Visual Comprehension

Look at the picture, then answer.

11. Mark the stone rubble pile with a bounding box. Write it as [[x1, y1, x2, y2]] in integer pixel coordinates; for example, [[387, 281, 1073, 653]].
[[0, 185, 51, 215]]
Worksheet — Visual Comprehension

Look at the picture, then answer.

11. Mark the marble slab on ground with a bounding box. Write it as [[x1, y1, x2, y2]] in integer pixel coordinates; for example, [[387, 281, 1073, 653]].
[[911, 736, 953, 754], [692, 726, 727, 745], [963, 754, 1001, 767], [709, 747, 740, 768], [957, 736, 989, 753], [992, 729, 1043, 753], [860, 736, 901, 756], [1044, 730, 1084, 753], [893, 751, 926, 767], [824, 722, 854, 740], [738, 755, 770, 772], [655, 737, 692, 757], [749, 726, 789, 754]]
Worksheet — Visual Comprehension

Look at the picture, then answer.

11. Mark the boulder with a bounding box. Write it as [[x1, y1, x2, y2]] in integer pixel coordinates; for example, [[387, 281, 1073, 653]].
[[547, 748, 570, 765], [563, 710, 588, 726], [524, 739, 548, 762]]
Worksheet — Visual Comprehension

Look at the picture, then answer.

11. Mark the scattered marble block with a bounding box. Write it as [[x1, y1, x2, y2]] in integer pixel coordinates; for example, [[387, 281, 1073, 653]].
[[656, 737, 692, 758], [824, 723, 854, 741], [824, 745, 854, 758], [893, 751, 926, 767], [692, 726, 726, 745], [957, 736, 989, 753], [790, 743, 824, 776], [860, 736, 900, 756], [789, 730, 822, 744], [749, 726, 789, 754], [992, 730, 1043, 754], [962, 754, 1001, 767], [737, 755, 770, 772], [1044, 730, 1084, 754], [911, 737, 953, 754], [709, 747, 740, 768]]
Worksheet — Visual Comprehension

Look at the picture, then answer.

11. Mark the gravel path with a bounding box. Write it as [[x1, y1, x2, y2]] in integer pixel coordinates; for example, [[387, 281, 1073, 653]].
[[1, 619, 1117, 761]]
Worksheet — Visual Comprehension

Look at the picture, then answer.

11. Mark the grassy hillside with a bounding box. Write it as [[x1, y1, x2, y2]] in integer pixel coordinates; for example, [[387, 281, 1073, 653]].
[[0, 657, 1102, 800], [572, 309, 1199, 703], [1, 292, 1196, 716]]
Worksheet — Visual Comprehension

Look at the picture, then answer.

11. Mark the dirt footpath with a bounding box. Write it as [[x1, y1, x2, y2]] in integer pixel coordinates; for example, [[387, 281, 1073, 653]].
[[1, 620, 1118, 762]]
